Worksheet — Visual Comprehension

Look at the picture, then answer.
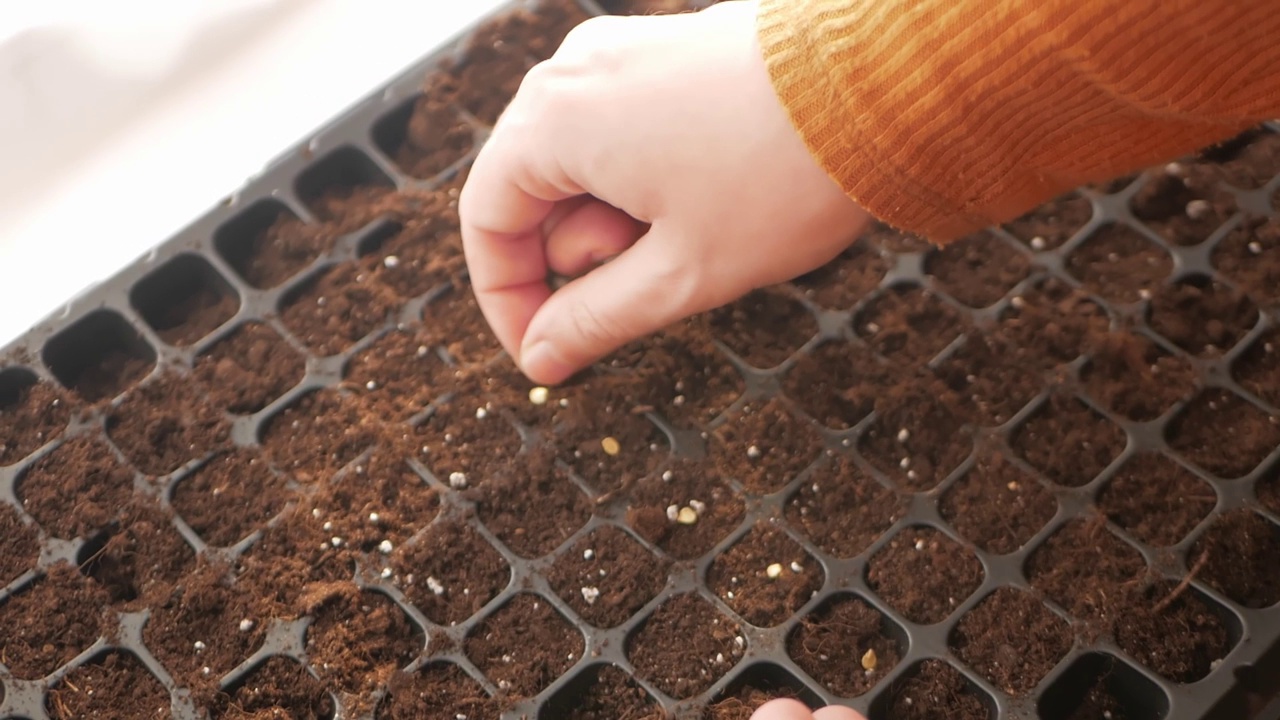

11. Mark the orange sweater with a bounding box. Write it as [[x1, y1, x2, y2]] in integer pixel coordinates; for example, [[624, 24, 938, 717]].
[[757, 0, 1280, 243]]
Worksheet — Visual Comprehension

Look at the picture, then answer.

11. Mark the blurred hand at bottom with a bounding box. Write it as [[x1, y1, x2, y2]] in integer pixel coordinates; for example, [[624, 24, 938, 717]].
[[459, 0, 869, 385], [751, 699, 866, 720]]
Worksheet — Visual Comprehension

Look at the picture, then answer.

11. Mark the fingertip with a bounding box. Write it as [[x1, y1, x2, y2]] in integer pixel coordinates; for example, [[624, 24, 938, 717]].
[[518, 339, 577, 386], [813, 705, 866, 720], [749, 699, 814, 720]]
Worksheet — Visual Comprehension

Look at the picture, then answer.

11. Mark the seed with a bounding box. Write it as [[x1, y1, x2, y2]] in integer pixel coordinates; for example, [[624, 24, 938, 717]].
[[1250, 241, 1264, 254], [559, 398, 570, 407], [529, 387, 550, 405], [380, 567, 393, 579], [601, 437, 621, 456], [416, 345, 430, 357], [383, 255, 400, 268], [583, 549, 595, 560], [1007, 481, 1020, 491], [322, 521, 333, 531], [449, 471, 468, 489], [861, 648, 878, 671], [747, 445, 762, 459], [1138, 288, 1152, 300], [676, 507, 699, 525], [1010, 295, 1025, 309], [379, 540, 394, 554], [766, 563, 784, 579], [716, 652, 725, 664], [673, 395, 686, 407], [581, 586, 600, 605], [662, 470, 674, 482], [914, 539, 925, 551], [238, 619, 255, 632], [194, 641, 207, 652], [331, 536, 344, 547], [475, 407, 487, 420], [1029, 236, 1046, 251], [899, 457, 911, 469], [369, 512, 380, 523]]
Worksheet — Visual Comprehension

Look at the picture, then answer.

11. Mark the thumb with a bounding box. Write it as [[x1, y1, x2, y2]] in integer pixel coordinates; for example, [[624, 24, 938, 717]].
[[750, 699, 866, 720], [518, 225, 703, 384]]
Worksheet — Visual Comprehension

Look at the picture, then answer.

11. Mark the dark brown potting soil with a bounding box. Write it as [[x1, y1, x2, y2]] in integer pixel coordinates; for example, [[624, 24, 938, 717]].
[[856, 286, 967, 365], [465, 593, 583, 697], [1002, 192, 1093, 250], [710, 399, 825, 494], [934, 334, 1039, 426], [1097, 453, 1215, 547], [859, 376, 971, 491], [785, 456, 906, 558], [305, 586, 421, 704], [997, 278, 1109, 369], [280, 262, 399, 357], [708, 289, 818, 368], [1066, 224, 1173, 303], [626, 459, 745, 560], [0, 502, 39, 586], [547, 525, 670, 628], [781, 339, 890, 430], [17, 434, 135, 539], [628, 593, 745, 700], [213, 655, 335, 720], [1236, 327, 1280, 408], [704, 683, 801, 720], [866, 527, 983, 625], [1193, 509, 1280, 608], [925, 231, 1030, 308], [194, 322, 304, 415], [547, 665, 665, 719], [787, 595, 900, 697], [46, 651, 170, 720], [467, 446, 592, 558], [146, 276, 239, 348], [0, 563, 109, 680], [1129, 165, 1238, 247], [1168, 389, 1280, 478], [83, 500, 196, 609], [1081, 332, 1196, 421], [950, 587, 1071, 696], [1147, 277, 1257, 356], [260, 388, 379, 483], [106, 371, 231, 476], [380, 663, 500, 720], [390, 518, 511, 625], [792, 236, 888, 309], [707, 523, 823, 627], [939, 451, 1056, 555], [1215, 216, 1280, 304], [0, 377, 71, 465], [1012, 393, 1125, 488], [882, 660, 989, 720], [171, 450, 293, 548]]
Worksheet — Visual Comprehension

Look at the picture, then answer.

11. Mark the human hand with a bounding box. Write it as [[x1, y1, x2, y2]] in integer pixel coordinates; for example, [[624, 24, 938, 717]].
[[750, 699, 866, 720], [459, 0, 869, 385]]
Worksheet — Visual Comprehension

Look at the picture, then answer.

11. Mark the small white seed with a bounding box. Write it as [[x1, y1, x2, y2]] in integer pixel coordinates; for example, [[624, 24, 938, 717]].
[[368, 512, 380, 523], [583, 549, 595, 561], [475, 407, 488, 420], [383, 255, 400, 269], [331, 536, 344, 547], [689, 499, 707, 515], [914, 539, 925, 551], [666, 504, 680, 521], [897, 428, 910, 443], [766, 563, 784, 579], [662, 470, 674, 482], [1030, 236, 1047, 251], [238, 619, 255, 632], [1250, 241, 1264, 254], [529, 387, 550, 405], [194, 641, 207, 652], [790, 561, 803, 573], [746, 445, 762, 459], [380, 567, 393, 579]]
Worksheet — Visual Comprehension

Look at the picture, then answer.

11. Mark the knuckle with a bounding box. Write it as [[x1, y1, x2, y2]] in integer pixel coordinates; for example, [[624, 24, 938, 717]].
[[567, 299, 625, 351]]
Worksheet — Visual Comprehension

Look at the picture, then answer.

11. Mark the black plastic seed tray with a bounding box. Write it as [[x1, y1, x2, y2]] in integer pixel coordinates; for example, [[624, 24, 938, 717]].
[[5, 0, 1280, 718]]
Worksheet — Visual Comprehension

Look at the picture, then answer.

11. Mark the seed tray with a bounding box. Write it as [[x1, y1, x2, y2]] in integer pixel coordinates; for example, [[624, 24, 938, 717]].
[[3, 0, 1280, 718]]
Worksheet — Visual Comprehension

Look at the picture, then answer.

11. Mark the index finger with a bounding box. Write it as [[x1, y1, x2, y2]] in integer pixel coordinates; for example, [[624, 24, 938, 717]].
[[458, 122, 581, 360]]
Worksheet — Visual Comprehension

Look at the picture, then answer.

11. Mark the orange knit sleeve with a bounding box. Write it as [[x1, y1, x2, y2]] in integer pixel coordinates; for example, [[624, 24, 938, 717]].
[[757, 0, 1280, 243]]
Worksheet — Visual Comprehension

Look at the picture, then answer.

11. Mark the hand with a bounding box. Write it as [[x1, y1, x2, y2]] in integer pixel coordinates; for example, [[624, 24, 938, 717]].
[[751, 699, 866, 720], [459, 0, 869, 384]]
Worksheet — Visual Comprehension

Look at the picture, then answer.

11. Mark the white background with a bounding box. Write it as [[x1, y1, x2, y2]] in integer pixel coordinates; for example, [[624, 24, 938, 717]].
[[0, 0, 506, 345]]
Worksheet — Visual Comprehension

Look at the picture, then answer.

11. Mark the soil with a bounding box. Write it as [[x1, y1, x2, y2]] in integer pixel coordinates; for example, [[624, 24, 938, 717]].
[[787, 595, 900, 697], [1147, 277, 1257, 356], [785, 456, 906, 558], [194, 322, 305, 415], [106, 371, 231, 476], [792, 236, 888, 310], [1066, 224, 1173, 303], [279, 262, 399, 357], [882, 660, 989, 720], [46, 651, 170, 720], [1097, 453, 1216, 547], [1235, 327, 1280, 408], [855, 286, 968, 365], [543, 664, 663, 720], [1026, 517, 1146, 622], [305, 586, 421, 703], [926, 232, 1031, 308], [0, 563, 109, 680], [388, 97, 475, 180], [547, 378, 670, 494], [1012, 393, 1126, 488], [1129, 165, 1238, 247], [61, 347, 153, 404], [0, 377, 72, 465], [547, 525, 671, 628], [380, 663, 500, 720], [628, 593, 745, 700], [171, 450, 294, 547], [781, 340, 893, 430], [17, 434, 136, 539], [1063, 675, 1129, 720], [390, 519, 510, 626], [421, 284, 504, 366], [465, 593, 583, 697], [260, 389, 380, 483], [1208, 128, 1280, 190], [996, 278, 1110, 369], [344, 326, 455, 421], [949, 587, 1071, 696], [1214, 216, 1280, 304], [213, 655, 335, 720], [1081, 332, 1196, 421], [143, 274, 239, 348], [866, 527, 983, 625], [1113, 579, 1231, 683], [612, 320, 746, 426], [81, 500, 196, 609], [707, 523, 823, 627], [708, 288, 818, 368], [859, 375, 972, 491], [626, 459, 746, 560], [0, 502, 39, 586], [466, 446, 592, 558], [934, 334, 1040, 427], [414, 389, 525, 489], [939, 451, 1056, 554], [709, 399, 825, 494], [1192, 509, 1280, 608], [704, 679, 803, 720], [1169, 389, 1280, 478], [1002, 192, 1093, 251]]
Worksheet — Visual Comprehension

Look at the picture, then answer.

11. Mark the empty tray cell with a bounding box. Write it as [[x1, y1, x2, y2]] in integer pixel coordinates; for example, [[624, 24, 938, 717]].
[[1038, 653, 1168, 720], [106, 371, 231, 476], [855, 285, 968, 366], [628, 592, 746, 700], [869, 659, 993, 720], [420, 283, 504, 366], [787, 593, 904, 698], [785, 455, 905, 558], [390, 518, 510, 626], [193, 322, 304, 415], [1213, 216, 1280, 305], [540, 664, 661, 720], [375, 94, 476, 180], [1192, 509, 1280, 609], [131, 253, 239, 346], [1210, 127, 1280, 190], [1113, 578, 1235, 683], [858, 376, 971, 492], [1235, 327, 1280, 408], [279, 262, 399, 357], [1002, 192, 1093, 251], [625, 459, 746, 560], [782, 340, 890, 430], [0, 563, 109, 680], [77, 498, 195, 608], [466, 593, 584, 697], [212, 655, 335, 720], [709, 399, 824, 494], [1081, 332, 1196, 422], [42, 308, 155, 402], [1026, 517, 1147, 622], [704, 663, 825, 720], [933, 334, 1039, 427], [469, 447, 592, 558], [791, 236, 888, 310], [925, 231, 1030, 308], [171, 450, 293, 547], [1012, 393, 1126, 488], [379, 662, 499, 720], [1066, 224, 1173, 303], [0, 502, 39, 586], [295, 145, 395, 219], [305, 587, 423, 701], [1167, 389, 1280, 478], [416, 394, 524, 490], [260, 388, 379, 483], [866, 526, 983, 625], [214, 198, 326, 289], [939, 451, 1056, 555], [547, 525, 671, 628], [708, 288, 818, 369], [1098, 453, 1216, 547], [0, 367, 71, 465], [16, 435, 135, 539], [45, 651, 169, 720], [950, 587, 1071, 696], [1130, 165, 1238, 247], [996, 278, 1109, 370], [1147, 275, 1257, 356], [707, 522, 824, 627]]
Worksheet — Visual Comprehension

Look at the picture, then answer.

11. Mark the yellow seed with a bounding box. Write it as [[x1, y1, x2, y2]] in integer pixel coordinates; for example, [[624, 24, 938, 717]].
[[601, 437, 621, 456], [766, 563, 783, 580], [861, 648, 878, 671], [529, 387, 549, 405], [676, 507, 699, 525]]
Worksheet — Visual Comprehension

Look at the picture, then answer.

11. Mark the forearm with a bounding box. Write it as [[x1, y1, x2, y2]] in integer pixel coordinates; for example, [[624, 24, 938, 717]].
[[758, 0, 1280, 242]]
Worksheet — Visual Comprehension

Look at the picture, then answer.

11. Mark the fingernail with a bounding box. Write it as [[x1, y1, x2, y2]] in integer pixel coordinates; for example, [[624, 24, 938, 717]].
[[520, 340, 573, 385]]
